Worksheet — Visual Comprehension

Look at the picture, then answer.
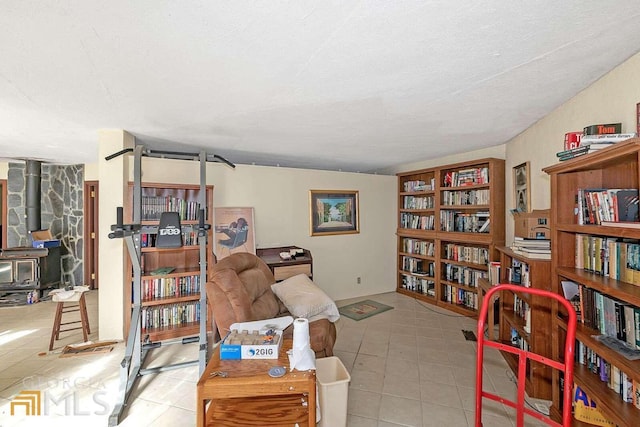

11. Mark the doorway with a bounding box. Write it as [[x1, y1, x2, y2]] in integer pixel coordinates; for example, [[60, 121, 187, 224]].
[[84, 181, 99, 289]]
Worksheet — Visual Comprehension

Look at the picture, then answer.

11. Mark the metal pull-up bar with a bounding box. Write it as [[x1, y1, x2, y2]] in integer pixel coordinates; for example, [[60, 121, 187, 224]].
[[105, 146, 236, 169]]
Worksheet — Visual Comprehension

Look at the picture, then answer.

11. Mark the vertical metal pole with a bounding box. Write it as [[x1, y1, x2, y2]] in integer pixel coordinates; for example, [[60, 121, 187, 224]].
[[198, 150, 208, 374], [110, 145, 145, 426], [131, 145, 144, 374]]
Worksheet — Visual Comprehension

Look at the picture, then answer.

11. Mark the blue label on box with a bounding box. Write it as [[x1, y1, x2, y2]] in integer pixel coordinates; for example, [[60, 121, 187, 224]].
[[219, 344, 242, 360], [32, 240, 61, 248]]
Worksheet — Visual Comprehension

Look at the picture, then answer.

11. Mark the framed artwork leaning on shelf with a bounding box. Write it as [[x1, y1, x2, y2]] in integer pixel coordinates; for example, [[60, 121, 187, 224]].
[[513, 161, 531, 213], [214, 207, 256, 259], [309, 190, 359, 236]]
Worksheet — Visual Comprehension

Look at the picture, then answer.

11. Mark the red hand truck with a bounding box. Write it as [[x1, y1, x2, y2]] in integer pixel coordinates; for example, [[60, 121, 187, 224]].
[[475, 284, 578, 427]]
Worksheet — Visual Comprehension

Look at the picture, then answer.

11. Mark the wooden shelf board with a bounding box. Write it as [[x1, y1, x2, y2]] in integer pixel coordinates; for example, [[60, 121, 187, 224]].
[[143, 322, 200, 342], [440, 280, 479, 293], [397, 287, 437, 303], [398, 270, 435, 281], [502, 309, 531, 341], [399, 190, 435, 196], [439, 204, 491, 210], [399, 208, 435, 213], [556, 266, 640, 307], [141, 267, 202, 279], [139, 294, 201, 307], [440, 258, 489, 271], [398, 251, 435, 261], [556, 317, 640, 383], [142, 245, 200, 253], [436, 301, 476, 316]]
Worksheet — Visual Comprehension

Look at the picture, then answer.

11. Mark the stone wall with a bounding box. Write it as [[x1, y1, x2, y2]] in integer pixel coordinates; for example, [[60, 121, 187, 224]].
[[7, 163, 84, 285]]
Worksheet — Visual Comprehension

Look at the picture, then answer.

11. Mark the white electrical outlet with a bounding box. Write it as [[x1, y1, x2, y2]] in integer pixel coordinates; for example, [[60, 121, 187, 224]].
[[356, 277, 361, 284]]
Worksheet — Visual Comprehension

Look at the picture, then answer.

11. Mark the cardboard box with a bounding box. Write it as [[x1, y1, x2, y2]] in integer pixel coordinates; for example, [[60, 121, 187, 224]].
[[219, 316, 293, 360], [219, 328, 283, 360], [513, 209, 550, 239], [31, 229, 61, 248]]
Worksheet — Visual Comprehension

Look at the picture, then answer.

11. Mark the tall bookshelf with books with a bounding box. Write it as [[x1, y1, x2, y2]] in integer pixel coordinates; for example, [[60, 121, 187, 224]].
[[397, 158, 505, 316], [495, 246, 552, 399], [543, 138, 640, 426], [124, 182, 214, 341]]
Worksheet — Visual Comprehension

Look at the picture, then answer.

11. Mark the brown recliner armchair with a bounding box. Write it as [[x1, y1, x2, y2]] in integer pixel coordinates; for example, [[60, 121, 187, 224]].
[[206, 252, 336, 358]]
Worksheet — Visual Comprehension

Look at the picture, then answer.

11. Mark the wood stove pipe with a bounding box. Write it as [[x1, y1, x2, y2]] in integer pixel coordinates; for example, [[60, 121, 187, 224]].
[[25, 160, 42, 233]]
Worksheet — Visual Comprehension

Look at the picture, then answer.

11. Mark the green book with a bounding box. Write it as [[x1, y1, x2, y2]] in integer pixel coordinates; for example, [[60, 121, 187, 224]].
[[150, 267, 175, 276]]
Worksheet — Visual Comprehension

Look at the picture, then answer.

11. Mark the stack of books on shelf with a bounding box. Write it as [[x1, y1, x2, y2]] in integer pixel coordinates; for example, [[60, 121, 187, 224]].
[[510, 237, 551, 259], [557, 122, 636, 161]]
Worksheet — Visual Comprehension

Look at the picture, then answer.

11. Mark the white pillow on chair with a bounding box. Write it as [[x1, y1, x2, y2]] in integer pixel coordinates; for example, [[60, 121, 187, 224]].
[[271, 274, 340, 322]]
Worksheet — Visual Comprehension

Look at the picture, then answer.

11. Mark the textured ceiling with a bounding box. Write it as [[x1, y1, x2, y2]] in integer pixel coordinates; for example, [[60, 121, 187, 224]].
[[1, 1, 640, 173]]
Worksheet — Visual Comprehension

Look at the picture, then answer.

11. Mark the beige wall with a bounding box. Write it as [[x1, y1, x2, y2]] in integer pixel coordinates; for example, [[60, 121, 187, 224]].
[[505, 52, 640, 244], [132, 158, 397, 301], [92, 156, 396, 340], [384, 144, 506, 175]]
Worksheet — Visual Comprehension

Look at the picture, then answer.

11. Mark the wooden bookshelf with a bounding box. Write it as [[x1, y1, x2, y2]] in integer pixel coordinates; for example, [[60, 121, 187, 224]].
[[543, 138, 640, 425], [495, 246, 552, 400], [396, 158, 505, 316], [124, 182, 214, 341]]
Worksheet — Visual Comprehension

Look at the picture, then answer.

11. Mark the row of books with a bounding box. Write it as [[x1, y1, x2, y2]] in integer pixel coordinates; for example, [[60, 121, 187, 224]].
[[141, 230, 201, 248], [402, 195, 434, 209], [562, 280, 640, 350], [510, 328, 530, 351], [442, 167, 489, 187], [141, 196, 202, 221], [575, 340, 640, 409], [141, 301, 201, 330], [401, 274, 435, 296], [401, 238, 435, 257], [140, 275, 200, 301], [442, 243, 489, 266], [443, 263, 487, 288], [506, 258, 531, 287], [441, 189, 490, 206], [439, 211, 490, 233], [576, 188, 639, 225], [401, 256, 435, 277], [400, 213, 435, 230], [574, 234, 640, 282], [513, 294, 531, 333], [403, 178, 435, 193], [441, 285, 477, 309]]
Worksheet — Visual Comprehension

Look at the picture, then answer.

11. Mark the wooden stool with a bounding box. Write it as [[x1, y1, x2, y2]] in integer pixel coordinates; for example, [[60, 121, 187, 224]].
[[49, 287, 91, 351]]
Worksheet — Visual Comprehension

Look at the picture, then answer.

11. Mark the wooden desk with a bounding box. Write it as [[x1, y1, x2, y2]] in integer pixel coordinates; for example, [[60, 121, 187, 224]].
[[256, 246, 313, 281], [197, 338, 316, 427]]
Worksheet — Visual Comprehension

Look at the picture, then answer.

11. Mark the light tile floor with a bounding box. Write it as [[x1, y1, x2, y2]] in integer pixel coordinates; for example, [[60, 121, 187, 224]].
[[0, 290, 551, 426]]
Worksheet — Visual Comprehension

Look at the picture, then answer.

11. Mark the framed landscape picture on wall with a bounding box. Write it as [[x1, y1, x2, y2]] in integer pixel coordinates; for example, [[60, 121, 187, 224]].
[[309, 190, 359, 236], [213, 207, 256, 259]]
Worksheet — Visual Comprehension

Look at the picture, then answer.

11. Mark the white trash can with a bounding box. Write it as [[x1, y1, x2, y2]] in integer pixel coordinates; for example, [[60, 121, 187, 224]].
[[316, 356, 351, 427]]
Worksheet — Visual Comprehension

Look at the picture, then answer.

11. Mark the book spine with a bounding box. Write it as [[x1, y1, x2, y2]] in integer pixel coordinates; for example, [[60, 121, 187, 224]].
[[583, 123, 622, 135]]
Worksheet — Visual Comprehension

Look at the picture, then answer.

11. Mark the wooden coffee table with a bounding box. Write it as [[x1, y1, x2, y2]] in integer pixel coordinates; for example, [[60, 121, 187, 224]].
[[196, 338, 316, 427]]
